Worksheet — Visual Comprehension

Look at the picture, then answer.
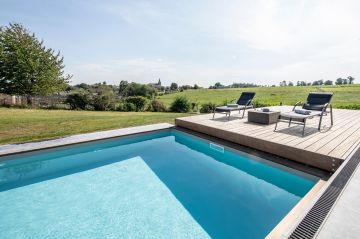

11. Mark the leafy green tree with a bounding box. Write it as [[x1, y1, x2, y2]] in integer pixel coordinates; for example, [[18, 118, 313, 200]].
[[122, 82, 156, 98], [312, 79, 324, 86], [118, 80, 128, 95], [214, 82, 224, 89], [335, 78, 344, 85], [324, 80, 333, 85], [0, 23, 71, 103], [296, 81, 307, 86], [170, 82, 178, 91], [347, 76, 355, 84]]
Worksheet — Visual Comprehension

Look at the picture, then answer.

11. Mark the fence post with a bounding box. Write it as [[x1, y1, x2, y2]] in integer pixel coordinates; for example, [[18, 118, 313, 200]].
[[11, 95, 16, 105]]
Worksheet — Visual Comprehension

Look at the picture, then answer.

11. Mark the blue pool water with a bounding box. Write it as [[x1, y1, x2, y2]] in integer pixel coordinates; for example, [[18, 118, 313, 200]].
[[0, 130, 318, 239]]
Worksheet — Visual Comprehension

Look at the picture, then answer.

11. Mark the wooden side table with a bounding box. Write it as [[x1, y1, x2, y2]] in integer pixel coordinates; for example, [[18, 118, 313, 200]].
[[248, 110, 280, 125]]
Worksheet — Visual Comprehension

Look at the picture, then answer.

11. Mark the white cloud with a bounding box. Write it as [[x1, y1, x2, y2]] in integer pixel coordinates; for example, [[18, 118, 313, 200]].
[[199, 0, 360, 53]]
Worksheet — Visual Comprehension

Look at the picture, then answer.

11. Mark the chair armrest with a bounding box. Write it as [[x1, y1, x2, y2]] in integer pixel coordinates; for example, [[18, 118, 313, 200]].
[[246, 99, 253, 106], [321, 103, 329, 113], [292, 101, 302, 111]]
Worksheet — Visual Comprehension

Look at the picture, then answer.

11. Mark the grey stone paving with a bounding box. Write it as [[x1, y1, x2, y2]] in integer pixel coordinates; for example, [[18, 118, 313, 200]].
[[0, 123, 173, 157], [317, 162, 360, 239]]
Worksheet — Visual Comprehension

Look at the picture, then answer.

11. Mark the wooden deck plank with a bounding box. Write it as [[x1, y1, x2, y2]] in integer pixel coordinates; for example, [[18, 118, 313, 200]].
[[303, 111, 360, 152], [286, 110, 360, 148], [328, 126, 360, 158]]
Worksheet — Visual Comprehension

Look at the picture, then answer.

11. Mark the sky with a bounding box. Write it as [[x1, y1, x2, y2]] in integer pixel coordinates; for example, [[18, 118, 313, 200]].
[[1, 0, 359, 87]]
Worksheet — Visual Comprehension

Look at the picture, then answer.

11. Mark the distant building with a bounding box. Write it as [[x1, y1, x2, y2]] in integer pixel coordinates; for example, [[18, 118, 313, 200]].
[[149, 78, 162, 89]]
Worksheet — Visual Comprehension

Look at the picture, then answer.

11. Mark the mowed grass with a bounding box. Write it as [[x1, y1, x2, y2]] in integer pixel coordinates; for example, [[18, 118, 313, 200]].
[[158, 84, 360, 109], [0, 108, 191, 145]]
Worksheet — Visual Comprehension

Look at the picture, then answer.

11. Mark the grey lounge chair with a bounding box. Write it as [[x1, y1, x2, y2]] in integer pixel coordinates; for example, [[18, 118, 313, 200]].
[[213, 92, 255, 120], [274, 92, 334, 136]]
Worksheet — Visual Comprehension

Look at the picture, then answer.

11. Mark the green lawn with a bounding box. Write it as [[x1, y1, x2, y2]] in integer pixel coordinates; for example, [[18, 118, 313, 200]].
[[158, 84, 360, 109], [0, 108, 191, 145]]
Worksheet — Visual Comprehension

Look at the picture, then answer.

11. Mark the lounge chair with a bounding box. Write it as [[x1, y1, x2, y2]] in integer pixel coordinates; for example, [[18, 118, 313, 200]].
[[213, 92, 255, 120], [274, 92, 334, 136]]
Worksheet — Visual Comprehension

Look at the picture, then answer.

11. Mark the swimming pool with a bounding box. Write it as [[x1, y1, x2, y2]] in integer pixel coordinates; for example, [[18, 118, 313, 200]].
[[0, 129, 318, 239]]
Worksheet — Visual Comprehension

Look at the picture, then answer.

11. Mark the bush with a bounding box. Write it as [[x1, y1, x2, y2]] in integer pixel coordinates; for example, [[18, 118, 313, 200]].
[[252, 100, 269, 108], [91, 94, 113, 111], [170, 96, 191, 112], [65, 93, 90, 110], [200, 102, 216, 113], [116, 102, 137, 112], [122, 83, 157, 98], [123, 96, 147, 111], [150, 100, 166, 112]]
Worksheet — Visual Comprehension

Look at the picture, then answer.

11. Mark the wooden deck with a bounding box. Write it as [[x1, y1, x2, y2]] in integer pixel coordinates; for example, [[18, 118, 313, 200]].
[[175, 106, 360, 172]]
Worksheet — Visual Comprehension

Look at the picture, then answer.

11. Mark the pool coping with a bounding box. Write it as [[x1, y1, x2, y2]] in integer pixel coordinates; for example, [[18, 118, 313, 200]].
[[0, 123, 174, 158]]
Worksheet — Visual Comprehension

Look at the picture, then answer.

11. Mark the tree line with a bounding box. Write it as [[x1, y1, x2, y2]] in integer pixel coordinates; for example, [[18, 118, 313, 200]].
[[279, 76, 355, 87]]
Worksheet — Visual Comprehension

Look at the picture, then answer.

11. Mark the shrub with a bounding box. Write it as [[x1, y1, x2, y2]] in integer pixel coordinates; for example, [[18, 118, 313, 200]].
[[200, 102, 216, 113], [191, 102, 199, 111], [170, 96, 191, 112], [150, 100, 166, 112], [65, 93, 90, 110], [252, 100, 269, 108], [91, 94, 113, 111], [122, 83, 156, 98], [124, 96, 147, 111], [116, 102, 137, 112]]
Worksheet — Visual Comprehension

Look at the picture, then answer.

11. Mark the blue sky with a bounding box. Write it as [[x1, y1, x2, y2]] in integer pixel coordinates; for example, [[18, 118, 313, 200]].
[[1, 0, 359, 86]]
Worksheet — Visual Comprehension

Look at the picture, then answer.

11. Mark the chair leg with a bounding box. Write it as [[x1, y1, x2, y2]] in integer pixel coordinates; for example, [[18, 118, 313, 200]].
[[302, 119, 306, 136], [318, 114, 323, 130], [288, 118, 292, 127], [274, 121, 278, 131], [330, 105, 334, 126], [242, 108, 246, 118], [228, 112, 231, 120]]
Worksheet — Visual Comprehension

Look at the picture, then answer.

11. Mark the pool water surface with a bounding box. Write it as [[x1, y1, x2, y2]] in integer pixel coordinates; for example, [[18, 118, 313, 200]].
[[0, 130, 318, 239]]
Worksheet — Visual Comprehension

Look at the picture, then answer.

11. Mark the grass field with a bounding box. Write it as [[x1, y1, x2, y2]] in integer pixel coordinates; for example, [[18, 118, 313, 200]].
[[0, 108, 190, 145], [158, 84, 360, 109], [1, 85, 360, 145]]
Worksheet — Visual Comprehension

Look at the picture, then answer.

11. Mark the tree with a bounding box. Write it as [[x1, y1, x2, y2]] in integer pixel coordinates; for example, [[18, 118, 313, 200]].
[[193, 84, 199, 89], [312, 79, 324, 86], [279, 81, 287, 87], [170, 82, 178, 91], [288, 81, 294, 86], [324, 80, 333, 85], [214, 82, 224, 89], [0, 23, 71, 103], [348, 76, 355, 84], [335, 78, 344, 85], [118, 80, 128, 95], [121, 82, 156, 98], [297, 81, 307, 86]]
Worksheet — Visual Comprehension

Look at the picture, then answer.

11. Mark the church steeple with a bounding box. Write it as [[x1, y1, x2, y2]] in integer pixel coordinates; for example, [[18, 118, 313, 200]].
[[158, 78, 161, 86]]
